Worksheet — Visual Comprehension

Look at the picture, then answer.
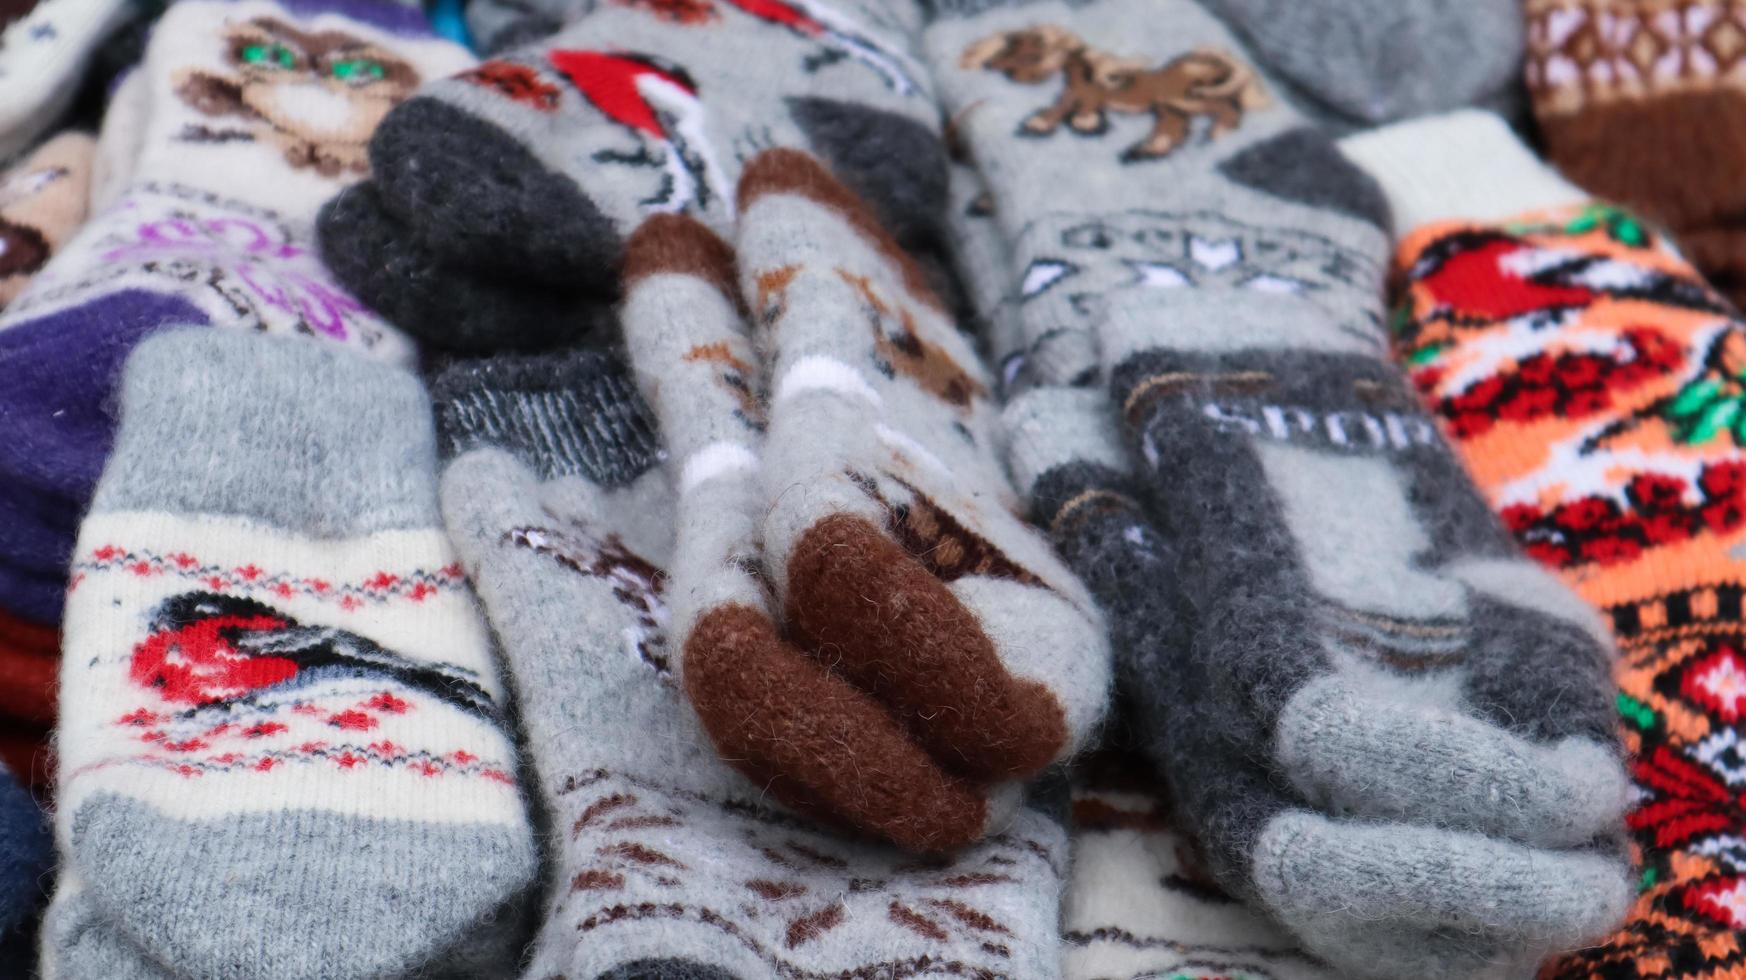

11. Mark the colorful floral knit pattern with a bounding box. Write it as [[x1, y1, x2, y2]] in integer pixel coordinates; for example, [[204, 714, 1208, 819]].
[[1394, 202, 1746, 978]]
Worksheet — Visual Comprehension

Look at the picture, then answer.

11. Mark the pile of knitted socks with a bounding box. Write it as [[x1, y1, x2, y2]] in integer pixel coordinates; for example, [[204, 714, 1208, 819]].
[[7, 0, 1741, 977]]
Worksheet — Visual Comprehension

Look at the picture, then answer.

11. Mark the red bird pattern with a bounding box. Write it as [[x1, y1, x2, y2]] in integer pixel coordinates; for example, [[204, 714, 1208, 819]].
[[1406, 229, 1726, 330], [131, 591, 505, 729], [532, 0, 917, 213], [546, 49, 728, 214]]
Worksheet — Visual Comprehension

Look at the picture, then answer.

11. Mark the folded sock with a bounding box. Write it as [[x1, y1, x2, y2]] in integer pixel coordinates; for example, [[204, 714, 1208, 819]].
[[620, 150, 1110, 852], [42, 329, 536, 980], [925, 2, 1631, 976], [1347, 107, 1746, 980], [436, 346, 1076, 978]]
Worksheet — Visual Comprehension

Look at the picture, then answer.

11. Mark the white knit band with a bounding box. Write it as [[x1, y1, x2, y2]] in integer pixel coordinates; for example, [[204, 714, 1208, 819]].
[[1338, 110, 1588, 233]]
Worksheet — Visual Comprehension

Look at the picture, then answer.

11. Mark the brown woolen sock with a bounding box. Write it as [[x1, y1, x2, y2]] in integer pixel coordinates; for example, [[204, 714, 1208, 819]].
[[1527, 2, 1746, 306]]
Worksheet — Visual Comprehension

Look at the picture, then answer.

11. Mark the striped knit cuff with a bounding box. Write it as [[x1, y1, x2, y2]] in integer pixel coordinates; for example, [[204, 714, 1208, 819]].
[[430, 349, 662, 487]]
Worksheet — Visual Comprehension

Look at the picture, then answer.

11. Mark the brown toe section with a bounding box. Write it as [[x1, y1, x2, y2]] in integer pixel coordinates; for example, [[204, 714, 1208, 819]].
[[621, 212, 743, 310], [785, 514, 1068, 782], [685, 603, 990, 853]]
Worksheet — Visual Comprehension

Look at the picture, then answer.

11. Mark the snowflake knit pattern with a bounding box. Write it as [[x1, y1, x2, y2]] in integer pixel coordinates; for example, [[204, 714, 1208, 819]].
[[1394, 195, 1746, 979]]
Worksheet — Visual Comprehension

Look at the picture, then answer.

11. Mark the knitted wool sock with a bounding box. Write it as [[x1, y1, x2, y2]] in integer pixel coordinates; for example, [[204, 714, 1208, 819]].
[[621, 150, 1110, 852], [88, 66, 148, 215], [944, 87, 1296, 980], [1062, 747, 1335, 980], [0, 0, 131, 163], [0, 0, 469, 624], [0, 606, 56, 728], [0, 131, 94, 308], [436, 347, 1075, 978], [1345, 108, 1746, 980], [0, 759, 48, 952], [1195, 0, 1525, 129], [41, 329, 536, 980], [319, 0, 952, 351], [926, 2, 1631, 975], [462, 0, 568, 55], [1526, 0, 1746, 309], [318, 180, 622, 353]]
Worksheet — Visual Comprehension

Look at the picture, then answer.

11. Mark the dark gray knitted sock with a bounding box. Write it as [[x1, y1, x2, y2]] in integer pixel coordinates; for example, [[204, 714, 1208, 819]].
[[926, 1, 1633, 976], [320, 0, 953, 352], [318, 182, 619, 354]]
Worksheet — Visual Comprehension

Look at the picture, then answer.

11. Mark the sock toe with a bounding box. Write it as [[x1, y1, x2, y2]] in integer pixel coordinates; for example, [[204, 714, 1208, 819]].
[[369, 95, 622, 288], [319, 183, 615, 353]]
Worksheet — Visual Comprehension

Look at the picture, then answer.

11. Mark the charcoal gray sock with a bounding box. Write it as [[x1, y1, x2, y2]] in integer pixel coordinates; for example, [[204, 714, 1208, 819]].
[[924, 1, 1632, 975]]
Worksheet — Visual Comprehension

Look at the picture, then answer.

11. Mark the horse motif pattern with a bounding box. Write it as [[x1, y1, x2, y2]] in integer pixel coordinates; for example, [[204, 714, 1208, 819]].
[[960, 26, 1267, 162]]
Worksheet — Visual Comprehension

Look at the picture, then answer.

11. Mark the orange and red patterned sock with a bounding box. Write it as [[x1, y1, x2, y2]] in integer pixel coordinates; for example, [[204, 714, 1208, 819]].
[[1347, 108, 1746, 980]]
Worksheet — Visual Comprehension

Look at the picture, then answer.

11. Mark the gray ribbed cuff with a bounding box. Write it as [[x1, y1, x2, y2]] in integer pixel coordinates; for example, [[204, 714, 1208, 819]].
[[431, 349, 662, 487]]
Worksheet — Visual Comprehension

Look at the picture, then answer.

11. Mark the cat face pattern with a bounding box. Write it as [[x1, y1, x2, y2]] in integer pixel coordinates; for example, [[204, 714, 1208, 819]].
[[175, 17, 421, 176]]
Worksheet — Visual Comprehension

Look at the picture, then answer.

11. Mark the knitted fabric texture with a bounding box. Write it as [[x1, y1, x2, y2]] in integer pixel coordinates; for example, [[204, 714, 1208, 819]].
[[1356, 108, 1746, 980], [926, 2, 1631, 976], [1198, 0, 1526, 129], [0, 606, 54, 728], [619, 151, 1110, 854], [0, 605, 56, 790], [1526, 0, 1746, 308], [0, 0, 468, 624], [319, 0, 953, 351], [41, 329, 536, 980], [437, 347, 1074, 978], [1062, 748, 1335, 980], [0, 758, 48, 960], [0, 131, 94, 309], [0, 0, 132, 163]]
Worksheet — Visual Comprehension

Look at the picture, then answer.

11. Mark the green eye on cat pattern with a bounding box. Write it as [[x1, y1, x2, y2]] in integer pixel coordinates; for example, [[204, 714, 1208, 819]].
[[330, 58, 386, 82], [241, 43, 296, 69]]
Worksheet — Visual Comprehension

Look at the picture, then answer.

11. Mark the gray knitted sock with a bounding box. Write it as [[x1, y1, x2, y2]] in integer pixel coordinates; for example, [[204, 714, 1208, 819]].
[[1195, 0, 1525, 129], [925, 1, 1631, 975], [43, 329, 537, 980], [321, 0, 954, 351], [618, 151, 1110, 854], [435, 347, 1075, 978]]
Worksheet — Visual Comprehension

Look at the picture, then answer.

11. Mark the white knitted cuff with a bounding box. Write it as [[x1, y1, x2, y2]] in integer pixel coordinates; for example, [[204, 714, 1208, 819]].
[[1338, 110, 1587, 234]]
